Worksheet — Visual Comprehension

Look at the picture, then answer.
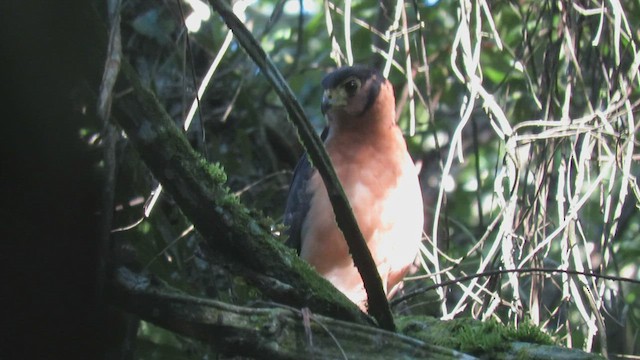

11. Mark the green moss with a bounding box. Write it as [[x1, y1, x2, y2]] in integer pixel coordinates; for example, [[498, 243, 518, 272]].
[[456, 320, 510, 355], [398, 316, 556, 358], [199, 158, 227, 184], [505, 321, 555, 345]]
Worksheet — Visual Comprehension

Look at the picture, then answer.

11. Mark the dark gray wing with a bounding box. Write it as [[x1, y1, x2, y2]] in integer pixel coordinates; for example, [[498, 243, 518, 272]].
[[283, 153, 314, 253], [283, 128, 328, 253]]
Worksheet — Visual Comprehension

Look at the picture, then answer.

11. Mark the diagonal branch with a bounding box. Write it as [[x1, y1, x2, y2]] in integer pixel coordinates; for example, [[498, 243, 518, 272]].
[[208, 0, 395, 332]]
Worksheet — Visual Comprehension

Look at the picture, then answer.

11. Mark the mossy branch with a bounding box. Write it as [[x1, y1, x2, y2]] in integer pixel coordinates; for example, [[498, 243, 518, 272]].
[[112, 268, 600, 360], [114, 59, 371, 326], [208, 0, 395, 332], [111, 267, 473, 360]]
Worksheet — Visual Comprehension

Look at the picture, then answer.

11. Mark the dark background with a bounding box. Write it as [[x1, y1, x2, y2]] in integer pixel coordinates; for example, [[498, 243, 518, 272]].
[[1, 1, 105, 357]]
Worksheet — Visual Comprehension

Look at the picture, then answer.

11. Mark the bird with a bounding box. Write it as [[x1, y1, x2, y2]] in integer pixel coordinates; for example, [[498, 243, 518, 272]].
[[284, 65, 424, 311]]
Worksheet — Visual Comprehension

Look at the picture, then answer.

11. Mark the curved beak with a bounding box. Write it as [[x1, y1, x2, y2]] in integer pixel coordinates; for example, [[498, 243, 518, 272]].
[[321, 88, 347, 115]]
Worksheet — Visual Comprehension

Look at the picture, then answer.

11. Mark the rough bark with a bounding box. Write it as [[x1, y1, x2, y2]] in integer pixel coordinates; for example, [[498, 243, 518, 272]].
[[112, 268, 603, 360], [111, 268, 474, 360]]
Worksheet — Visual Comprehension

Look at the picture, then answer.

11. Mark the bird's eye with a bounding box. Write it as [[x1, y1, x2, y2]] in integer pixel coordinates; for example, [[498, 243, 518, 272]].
[[344, 79, 359, 95]]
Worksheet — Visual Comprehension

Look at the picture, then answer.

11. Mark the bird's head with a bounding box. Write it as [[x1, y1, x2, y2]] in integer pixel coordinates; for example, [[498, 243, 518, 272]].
[[320, 65, 395, 129]]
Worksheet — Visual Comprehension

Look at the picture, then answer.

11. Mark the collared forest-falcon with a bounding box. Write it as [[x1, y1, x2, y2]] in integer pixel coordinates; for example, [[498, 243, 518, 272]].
[[284, 65, 424, 311]]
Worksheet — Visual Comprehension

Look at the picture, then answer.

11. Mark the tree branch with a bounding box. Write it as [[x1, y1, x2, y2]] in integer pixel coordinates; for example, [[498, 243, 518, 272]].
[[112, 268, 602, 360], [392, 267, 640, 307], [110, 267, 474, 360]]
